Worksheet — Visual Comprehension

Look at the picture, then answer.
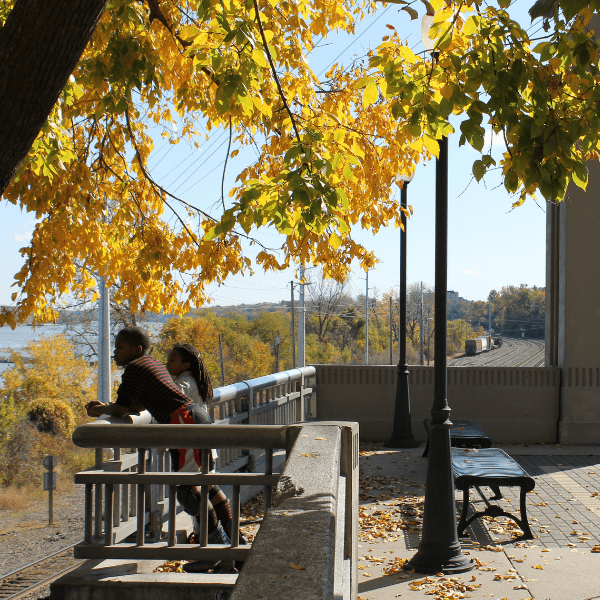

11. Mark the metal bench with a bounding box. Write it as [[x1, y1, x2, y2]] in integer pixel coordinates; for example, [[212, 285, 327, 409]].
[[422, 419, 492, 457], [451, 447, 536, 540]]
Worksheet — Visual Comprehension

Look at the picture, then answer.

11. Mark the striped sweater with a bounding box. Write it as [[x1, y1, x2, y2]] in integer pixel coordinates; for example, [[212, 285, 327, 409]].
[[116, 355, 192, 423]]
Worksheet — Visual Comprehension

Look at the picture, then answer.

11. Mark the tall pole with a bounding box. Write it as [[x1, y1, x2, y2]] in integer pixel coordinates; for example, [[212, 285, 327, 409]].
[[427, 309, 431, 365], [365, 270, 369, 365], [298, 266, 306, 367], [389, 296, 393, 364], [385, 178, 418, 449], [420, 281, 425, 366], [97, 276, 111, 404], [290, 282, 296, 368], [488, 298, 492, 335], [218, 334, 225, 386], [405, 137, 472, 574]]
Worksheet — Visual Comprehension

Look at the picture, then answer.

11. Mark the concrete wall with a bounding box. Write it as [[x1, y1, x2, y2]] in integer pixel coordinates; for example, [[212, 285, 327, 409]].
[[315, 365, 561, 444], [546, 171, 600, 445]]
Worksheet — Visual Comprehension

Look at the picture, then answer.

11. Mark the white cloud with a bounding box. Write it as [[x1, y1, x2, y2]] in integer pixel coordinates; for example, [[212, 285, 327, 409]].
[[14, 233, 31, 242], [484, 128, 505, 151], [459, 269, 480, 277]]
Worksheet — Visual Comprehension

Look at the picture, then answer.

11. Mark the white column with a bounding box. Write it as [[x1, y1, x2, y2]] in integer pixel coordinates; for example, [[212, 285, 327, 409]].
[[97, 276, 111, 403], [298, 265, 306, 368]]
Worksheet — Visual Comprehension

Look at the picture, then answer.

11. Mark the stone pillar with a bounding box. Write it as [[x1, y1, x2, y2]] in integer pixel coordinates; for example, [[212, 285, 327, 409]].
[[546, 165, 600, 444]]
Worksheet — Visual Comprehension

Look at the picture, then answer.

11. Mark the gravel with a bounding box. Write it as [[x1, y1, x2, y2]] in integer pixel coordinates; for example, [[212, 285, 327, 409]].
[[0, 484, 86, 599]]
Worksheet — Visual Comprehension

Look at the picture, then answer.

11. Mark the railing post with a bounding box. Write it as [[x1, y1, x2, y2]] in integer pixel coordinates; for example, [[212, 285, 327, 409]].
[[136, 448, 146, 546], [340, 423, 359, 600], [94, 448, 103, 540], [296, 369, 305, 423]]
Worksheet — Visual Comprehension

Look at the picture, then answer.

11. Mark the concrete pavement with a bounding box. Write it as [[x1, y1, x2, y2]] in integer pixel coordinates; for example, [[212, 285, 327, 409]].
[[357, 444, 600, 600]]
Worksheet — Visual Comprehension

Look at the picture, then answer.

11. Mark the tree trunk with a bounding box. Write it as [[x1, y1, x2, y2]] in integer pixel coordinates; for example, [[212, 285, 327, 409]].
[[0, 0, 108, 195]]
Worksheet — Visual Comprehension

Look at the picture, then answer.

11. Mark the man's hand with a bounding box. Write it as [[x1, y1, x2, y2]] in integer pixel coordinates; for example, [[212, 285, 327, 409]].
[[86, 400, 106, 417], [86, 401, 129, 418]]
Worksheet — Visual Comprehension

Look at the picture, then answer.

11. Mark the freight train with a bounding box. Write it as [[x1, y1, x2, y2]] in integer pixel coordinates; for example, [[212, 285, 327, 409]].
[[465, 335, 502, 355]]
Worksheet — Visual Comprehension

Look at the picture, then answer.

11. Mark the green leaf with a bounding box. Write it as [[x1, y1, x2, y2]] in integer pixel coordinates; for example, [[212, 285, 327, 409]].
[[472, 160, 485, 182], [572, 161, 588, 189]]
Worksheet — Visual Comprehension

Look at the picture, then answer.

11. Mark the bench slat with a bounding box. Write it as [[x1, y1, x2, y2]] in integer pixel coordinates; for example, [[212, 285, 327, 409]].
[[423, 419, 492, 457]]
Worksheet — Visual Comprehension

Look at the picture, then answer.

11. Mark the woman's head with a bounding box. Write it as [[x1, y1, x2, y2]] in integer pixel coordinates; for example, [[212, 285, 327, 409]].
[[168, 343, 213, 403], [166, 347, 190, 377]]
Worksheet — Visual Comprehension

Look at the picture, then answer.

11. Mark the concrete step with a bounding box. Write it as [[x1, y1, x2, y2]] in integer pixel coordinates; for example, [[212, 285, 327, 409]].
[[50, 559, 238, 600]]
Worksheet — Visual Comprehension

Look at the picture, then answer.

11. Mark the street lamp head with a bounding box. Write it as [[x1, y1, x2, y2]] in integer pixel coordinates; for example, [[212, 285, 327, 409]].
[[400, 172, 415, 183], [420, 13, 436, 52]]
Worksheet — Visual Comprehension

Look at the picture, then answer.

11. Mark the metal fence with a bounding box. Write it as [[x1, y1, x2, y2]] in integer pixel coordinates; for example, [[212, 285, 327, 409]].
[[72, 367, 316, 548]]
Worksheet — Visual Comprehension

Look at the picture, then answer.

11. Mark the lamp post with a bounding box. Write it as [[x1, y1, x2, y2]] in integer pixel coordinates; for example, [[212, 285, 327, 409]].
[[385, 174, 419, 449], [405, 15, 473, 574]]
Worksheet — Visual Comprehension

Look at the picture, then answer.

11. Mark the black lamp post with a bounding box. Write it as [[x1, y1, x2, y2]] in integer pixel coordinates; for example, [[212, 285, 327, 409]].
[[405, 15, 473, 573], [385, 174, 419, 449]]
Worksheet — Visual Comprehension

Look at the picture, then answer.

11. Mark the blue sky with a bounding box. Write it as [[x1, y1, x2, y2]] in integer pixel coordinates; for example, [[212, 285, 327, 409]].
[[0, 0, 546, 308]]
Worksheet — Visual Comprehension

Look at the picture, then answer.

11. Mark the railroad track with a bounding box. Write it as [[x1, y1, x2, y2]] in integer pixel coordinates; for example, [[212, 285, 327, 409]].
[[0, 545, 83, 600], [448, 338, 545, 368]]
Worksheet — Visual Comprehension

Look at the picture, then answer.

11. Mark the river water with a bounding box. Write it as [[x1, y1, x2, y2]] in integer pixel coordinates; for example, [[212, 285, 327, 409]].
[[0, 324, 66, 375]]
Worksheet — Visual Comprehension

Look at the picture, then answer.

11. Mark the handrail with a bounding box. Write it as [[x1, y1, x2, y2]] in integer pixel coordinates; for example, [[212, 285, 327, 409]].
[[73, 424, 291, 450], [212, 366, 316, 402]]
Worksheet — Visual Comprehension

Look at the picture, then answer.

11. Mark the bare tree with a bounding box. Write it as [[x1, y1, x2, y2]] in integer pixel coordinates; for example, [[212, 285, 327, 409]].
[[305, 268, 349, 342]]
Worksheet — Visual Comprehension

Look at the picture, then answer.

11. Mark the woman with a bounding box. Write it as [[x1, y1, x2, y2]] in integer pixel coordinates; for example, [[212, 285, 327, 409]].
[[166, 343, 213, 408], [165, 343, 244, 570]]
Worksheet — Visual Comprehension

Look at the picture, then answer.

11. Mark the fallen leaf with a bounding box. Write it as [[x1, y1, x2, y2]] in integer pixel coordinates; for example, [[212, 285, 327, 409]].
[[289, 563, 306, 570], [299, 453, 317, 458]]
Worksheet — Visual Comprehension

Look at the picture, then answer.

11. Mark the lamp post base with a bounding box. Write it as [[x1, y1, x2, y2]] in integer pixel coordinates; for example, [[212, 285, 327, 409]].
[[385, 366, 420, 448], [405, 541, 474, 574]]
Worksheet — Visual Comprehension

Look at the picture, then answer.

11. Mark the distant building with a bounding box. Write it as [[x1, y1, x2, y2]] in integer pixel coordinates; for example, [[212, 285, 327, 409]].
[[447, 290, 459, 304]]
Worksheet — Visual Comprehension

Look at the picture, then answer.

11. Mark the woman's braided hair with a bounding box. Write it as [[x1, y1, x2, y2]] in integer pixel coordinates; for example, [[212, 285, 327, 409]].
[[172, 343, 214, 403]]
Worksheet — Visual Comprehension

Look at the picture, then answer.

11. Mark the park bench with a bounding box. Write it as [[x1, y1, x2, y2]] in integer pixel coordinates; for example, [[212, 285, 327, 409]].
[[451, 447, 536, 540], [422, 419, 492, 457]]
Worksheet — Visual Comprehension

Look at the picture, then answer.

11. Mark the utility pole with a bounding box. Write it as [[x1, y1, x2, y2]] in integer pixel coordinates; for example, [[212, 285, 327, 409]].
[[218, 334, 225, 386], [488, 298, 492, 336], [97, 276, 111, 405], [290, 282, 296, 368], [298, 265, 306, 367], [420, 281, 424, 366], [365, 269, 369, 365], [427, 308, 431, 365], [274, 330, 280, 373]]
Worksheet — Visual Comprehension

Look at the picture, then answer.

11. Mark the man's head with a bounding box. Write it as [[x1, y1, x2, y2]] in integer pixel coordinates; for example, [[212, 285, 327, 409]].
[[114, 327, 151, 367]]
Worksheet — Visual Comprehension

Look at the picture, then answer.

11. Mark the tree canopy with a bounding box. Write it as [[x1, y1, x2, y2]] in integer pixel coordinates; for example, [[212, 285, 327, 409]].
[[0, 0, 598, 325]]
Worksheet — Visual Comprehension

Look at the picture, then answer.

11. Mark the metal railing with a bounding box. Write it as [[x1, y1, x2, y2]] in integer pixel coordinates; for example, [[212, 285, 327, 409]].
[[71, 421, 359, 599], [209, 367, 316, 473], [72, 367, 315, 538], [80, 366, 316, 543]]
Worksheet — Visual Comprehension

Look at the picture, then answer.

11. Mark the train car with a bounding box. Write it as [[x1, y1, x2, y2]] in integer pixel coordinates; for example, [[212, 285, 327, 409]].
[[465, 335, 493, 355]]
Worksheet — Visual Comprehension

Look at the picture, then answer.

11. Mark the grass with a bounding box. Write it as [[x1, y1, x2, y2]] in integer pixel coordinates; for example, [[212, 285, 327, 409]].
[[0, 485, 37, 511]]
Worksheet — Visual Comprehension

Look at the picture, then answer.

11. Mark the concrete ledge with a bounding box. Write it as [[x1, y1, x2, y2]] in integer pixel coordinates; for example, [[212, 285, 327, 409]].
[[230, 424, 342, 600]]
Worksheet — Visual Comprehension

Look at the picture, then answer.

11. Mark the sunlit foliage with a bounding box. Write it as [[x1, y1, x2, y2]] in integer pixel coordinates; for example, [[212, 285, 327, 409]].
[[0, 0, 597, 326]]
